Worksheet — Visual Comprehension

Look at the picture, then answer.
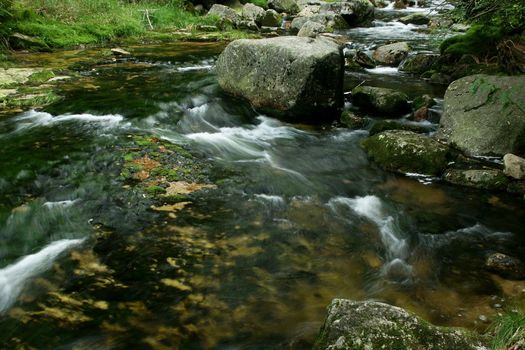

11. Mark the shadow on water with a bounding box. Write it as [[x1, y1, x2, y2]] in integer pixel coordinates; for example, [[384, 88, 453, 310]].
[[0, 40, 524, 349]]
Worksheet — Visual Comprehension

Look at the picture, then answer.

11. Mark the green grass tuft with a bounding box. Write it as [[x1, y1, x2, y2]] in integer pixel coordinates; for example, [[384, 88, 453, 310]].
[[490, 310, 525, 350]]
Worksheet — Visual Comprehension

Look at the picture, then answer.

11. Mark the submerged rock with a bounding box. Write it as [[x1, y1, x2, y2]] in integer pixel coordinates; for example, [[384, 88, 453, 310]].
[[437, 74, 525, 156], [503, 153, 525, 180], [216, 36, 344, 121], [485, 252, 525, 280], [362, 130, 451, 175], [313, 299, 489, 350], [352, 86, 410, 116], [443, 168, 509, 190], [373, 41, 411, 66]]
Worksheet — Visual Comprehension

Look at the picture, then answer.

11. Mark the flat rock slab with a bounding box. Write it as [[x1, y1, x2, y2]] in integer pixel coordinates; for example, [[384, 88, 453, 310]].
[[216, 36, 344, 121], [313, 299, 489, 350]]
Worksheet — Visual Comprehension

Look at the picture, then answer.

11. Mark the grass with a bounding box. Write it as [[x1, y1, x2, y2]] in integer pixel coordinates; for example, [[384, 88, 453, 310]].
[[1, 0, 237, 51], [489, 309, 525, 350]]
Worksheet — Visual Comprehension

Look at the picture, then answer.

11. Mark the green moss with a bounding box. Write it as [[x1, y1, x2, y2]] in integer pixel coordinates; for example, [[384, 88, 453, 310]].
[[440, 25, 504, 57], [489, 309, 525, 350], [369, 120, 429, 136], [145, 185, 166, 195], [27, 70, 54, 84]]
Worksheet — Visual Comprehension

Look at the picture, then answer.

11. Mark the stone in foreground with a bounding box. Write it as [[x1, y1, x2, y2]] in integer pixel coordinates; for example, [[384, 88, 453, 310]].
[[216, 36, 343, 120], [313, 299, 489, 350], [362, 130, 451, 175], [438, 74, 525, 156]]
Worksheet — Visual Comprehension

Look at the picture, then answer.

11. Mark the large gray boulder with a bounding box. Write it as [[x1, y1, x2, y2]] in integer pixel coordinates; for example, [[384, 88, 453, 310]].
[[208, 4, 241, 26], [373, 41, 411, 66], [268, 0, 300, 14], [313, 299, 489, 350], [216, 36, 344, 120], [362, 130, 451, 175], [352, 86, 410, 116], [437, 74, 525, 156]]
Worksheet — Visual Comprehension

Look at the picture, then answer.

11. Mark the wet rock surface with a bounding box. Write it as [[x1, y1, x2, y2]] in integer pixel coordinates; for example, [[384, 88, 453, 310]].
[[362, 130, 451, 175], [485, 253, 525, 280], [351, 86, 410, 116], [373, 41, 411, 66], [438, 74, 525, 156], [313, 299, 489, 350], [216, 36, 344, 120]]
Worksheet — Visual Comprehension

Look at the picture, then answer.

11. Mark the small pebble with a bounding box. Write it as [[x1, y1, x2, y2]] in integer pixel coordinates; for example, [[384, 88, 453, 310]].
[[478, 315, 488, 322]]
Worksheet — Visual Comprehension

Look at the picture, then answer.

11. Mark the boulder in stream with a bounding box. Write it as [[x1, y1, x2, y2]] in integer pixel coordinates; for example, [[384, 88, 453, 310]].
[[443, 168, 509, 191], [216, 36, 344, 120], [399, 13, 430, 25], [437, 74, 525, 156], [362, 130, 451, 175], [242, 3, 266, 24], [313, 299, 489, 350], [260, 9, 282, 27], [373, 41, 411, 66], [268, 0, 300, 14], [208, 4, 241, 26], [352, 86, 410, 116], [485, 252, 525, 280], [504, 153, 525, 180], [297, 20, 326, 37], [399, 53, 439, 74]]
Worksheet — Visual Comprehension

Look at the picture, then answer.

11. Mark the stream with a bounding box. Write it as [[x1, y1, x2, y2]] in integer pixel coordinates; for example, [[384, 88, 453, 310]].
[[1, 1, 525, 349]]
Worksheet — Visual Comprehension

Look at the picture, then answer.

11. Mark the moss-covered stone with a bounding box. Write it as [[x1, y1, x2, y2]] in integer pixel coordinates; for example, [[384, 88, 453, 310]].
[[399, 53, 438, 74], [362, 130, 451, 175], [313, 299, 489, 350], [369, 120, 430, 136], [443, 168, 510, 191], [352, 86, 410, 116], [340, 111, 367, 129]]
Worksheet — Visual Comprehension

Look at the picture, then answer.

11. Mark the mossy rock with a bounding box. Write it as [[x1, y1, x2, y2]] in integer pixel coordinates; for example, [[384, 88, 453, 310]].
[[352, 86, 410, 116], [341, 111, 367, 129], [443, 168, 510, 191], [362, 130, 451, 175], [313, 299, 489, 350], [440, 25, 504, 57], [369, 120, 430, 136]]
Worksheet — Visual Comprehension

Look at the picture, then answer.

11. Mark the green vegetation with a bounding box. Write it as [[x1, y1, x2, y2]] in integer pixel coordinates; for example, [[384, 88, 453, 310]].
[[0, 0, 240, 53], [489, 310, 525, 350], [440, 25, 504, 56], [451, 0, 525, 33]]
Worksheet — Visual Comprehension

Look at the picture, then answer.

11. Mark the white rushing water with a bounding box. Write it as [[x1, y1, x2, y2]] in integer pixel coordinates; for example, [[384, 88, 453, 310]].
[[328, 195, 412, 280], [0, 238, 85, 314]]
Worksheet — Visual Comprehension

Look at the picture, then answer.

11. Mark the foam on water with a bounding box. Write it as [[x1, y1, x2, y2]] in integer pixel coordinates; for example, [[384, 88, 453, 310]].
[[0, 238, 85, 313], [43, 200, 79, 209], [254, 194, 286, 207], [365, 67, 400, 75], [11, 110, 127, 133], [328, 196, 411, 279]]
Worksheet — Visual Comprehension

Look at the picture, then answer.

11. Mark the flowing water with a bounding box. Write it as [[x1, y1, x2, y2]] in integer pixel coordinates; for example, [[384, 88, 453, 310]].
[[1, 3, 525, 349]]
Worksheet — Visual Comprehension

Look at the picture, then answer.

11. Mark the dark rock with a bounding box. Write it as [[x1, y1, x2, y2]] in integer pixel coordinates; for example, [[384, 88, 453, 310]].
[[216, 36, 344, 121], [260, 9, 282, 26], [352, 86, 410, 116], [341, 111, 367, 129], [443, 168, 509, 190], [412, 94, 436, 110], [369, 120, 430, 136], [412, 106, 431, 121], [399, 53, 439, 74], [437, 74, 525, 156], [362, 130, 451, 175], [373, 41, 411, 66], [485, 253, 525, 280], [313, 299, 489, 350]]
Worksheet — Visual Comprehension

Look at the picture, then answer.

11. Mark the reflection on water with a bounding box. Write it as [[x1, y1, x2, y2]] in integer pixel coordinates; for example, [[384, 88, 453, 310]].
[[0, 38, 524, 350]]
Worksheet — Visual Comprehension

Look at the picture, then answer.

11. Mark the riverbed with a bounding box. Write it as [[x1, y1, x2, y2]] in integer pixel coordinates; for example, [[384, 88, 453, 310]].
[[1, 3, 525, 349]]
